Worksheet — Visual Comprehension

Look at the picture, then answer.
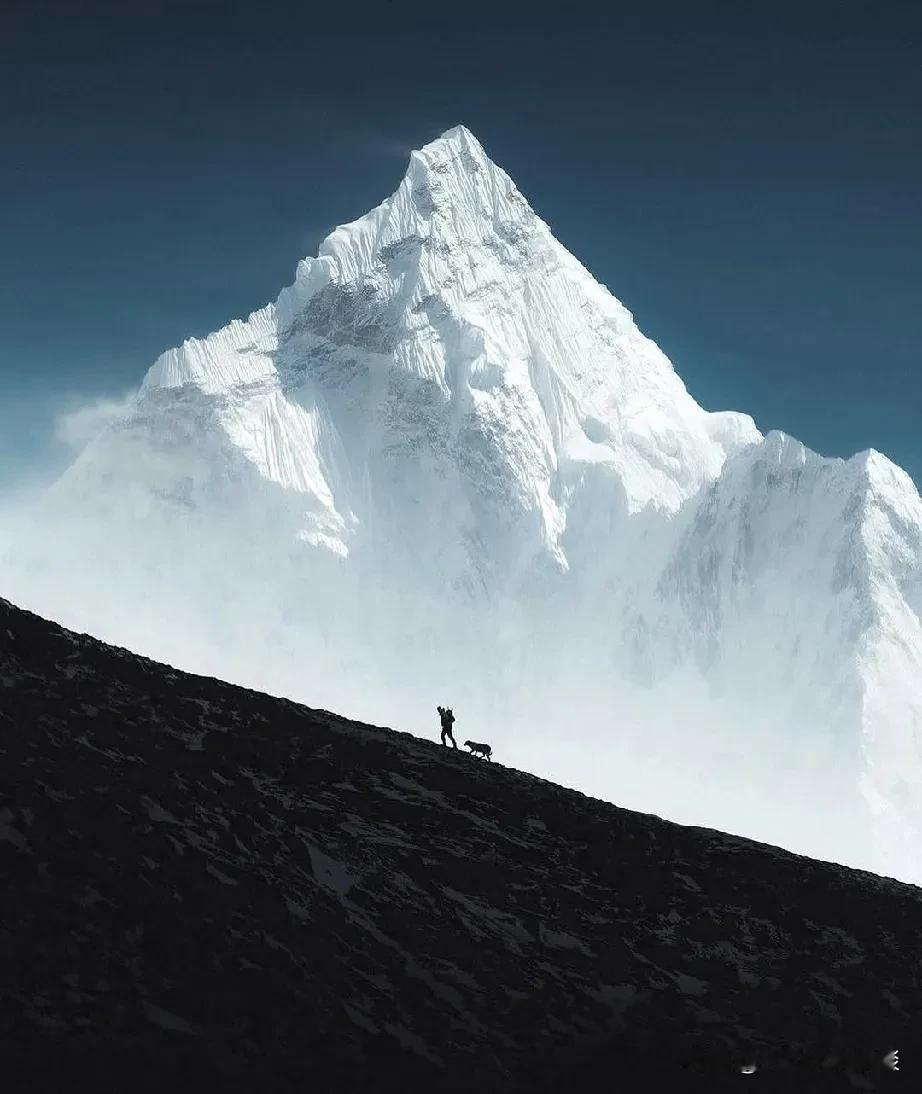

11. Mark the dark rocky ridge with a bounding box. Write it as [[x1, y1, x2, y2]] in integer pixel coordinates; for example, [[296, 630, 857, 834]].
[[0, 595, 918, 1092]]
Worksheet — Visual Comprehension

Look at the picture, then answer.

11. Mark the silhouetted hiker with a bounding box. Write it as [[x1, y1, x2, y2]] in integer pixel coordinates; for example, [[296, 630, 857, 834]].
[[437, 705, 457, 748]]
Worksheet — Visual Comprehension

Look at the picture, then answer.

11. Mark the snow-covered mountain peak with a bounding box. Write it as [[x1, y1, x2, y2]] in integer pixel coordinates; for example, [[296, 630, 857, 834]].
[[392, 123, 500, 207], [855, 447, 920, 499], [134, 131, 498, 395], [289, 122, 539, 317], [5, 127, 922, 884], [299, 123, 525, 282], [415, 122, 486, 157], [135, 126, 760, 535]]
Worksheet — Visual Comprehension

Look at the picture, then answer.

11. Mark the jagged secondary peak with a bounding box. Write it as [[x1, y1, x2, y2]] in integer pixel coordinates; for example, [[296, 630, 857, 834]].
[[852, 448, 922, 605], [856, 447, 920, 499]]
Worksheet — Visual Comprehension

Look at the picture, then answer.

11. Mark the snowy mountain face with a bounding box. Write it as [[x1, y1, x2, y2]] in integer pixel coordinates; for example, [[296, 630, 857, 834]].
[[3, 126, 921, 883]]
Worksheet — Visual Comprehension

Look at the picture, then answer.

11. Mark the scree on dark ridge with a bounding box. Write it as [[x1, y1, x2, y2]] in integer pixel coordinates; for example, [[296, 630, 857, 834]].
[[0, 595, 919, 1093]]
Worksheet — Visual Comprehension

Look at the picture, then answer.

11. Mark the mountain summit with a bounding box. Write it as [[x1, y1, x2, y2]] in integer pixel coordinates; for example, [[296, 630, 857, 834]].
[[140, 124, 759, 572], [3, 127, 920, 883]]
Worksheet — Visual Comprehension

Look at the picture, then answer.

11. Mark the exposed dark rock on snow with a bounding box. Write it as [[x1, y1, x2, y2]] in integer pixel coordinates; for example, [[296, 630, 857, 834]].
[[0, 595, 919, 1092]]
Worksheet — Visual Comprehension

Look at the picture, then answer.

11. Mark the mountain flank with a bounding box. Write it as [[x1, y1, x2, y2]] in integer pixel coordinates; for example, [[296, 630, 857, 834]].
[[0, 595, 919, 1092], [7, 125, 921, 883]]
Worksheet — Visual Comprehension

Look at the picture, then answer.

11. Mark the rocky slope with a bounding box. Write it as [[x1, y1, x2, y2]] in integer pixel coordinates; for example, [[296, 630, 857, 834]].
[[1, 595, 919, 1092]]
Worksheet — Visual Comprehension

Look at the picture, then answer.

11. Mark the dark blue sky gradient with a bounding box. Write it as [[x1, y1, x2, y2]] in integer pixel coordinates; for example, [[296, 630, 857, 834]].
[[1, 0, 920, 491]]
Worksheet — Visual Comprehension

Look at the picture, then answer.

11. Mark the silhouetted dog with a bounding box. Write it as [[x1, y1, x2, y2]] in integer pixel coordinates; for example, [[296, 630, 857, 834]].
[[464, 740, 492, 760]]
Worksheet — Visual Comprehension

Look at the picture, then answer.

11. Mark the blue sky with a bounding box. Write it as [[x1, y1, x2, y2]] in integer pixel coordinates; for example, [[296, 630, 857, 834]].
[[1, 0, 920, 493]]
